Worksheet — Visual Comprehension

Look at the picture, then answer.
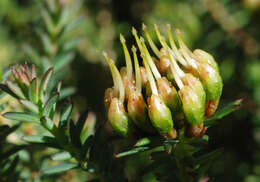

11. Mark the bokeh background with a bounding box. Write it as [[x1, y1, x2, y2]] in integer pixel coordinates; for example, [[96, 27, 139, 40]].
[[0, 0, 260, 181]]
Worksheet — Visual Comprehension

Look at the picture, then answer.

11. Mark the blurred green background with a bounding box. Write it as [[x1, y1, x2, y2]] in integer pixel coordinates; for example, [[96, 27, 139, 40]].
[[0, 0, 260, 181]]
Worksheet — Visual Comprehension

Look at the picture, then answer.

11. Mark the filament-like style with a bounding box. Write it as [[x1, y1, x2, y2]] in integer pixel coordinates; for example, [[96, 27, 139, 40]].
[[141, 53, 158, 96], [175, 30, 198, 69], [132, 27, 143, 53], [132, 46, 142, 93], [120, 34, 133, 80], [103, 52, 125, 102], [140, 37, 161, 80], [167, 24, 187, 67], [143, 23, 161, 58]]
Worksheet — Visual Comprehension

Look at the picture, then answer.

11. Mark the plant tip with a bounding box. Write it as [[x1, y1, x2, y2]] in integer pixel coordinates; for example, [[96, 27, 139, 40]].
[[120, 34, 125, 43]]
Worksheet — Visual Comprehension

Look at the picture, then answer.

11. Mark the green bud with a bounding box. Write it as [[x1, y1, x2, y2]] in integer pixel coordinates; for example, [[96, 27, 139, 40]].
[[157, 77, 183, 120], [127, 90, 154, 133], [147, 94, 173, 135], [197, 63, 223, 117], [193, 49, 219, 72], [182, 73, 206, 107], [178, 86, 205, 125], [108, 98, 130, 137]]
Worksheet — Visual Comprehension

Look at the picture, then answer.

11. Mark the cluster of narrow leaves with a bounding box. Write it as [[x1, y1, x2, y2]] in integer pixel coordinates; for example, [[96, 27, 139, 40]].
[[0, 64, 96, 177], [23, 0, 83, 76], [0, 99, 25, 182]]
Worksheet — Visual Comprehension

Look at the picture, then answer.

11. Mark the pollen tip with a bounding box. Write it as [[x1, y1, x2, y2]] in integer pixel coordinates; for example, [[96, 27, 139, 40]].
[[120, 34, 125, 43], [131, 45, 137, 52], [142, 23, 147, 31], [132, 27, 137, 35]]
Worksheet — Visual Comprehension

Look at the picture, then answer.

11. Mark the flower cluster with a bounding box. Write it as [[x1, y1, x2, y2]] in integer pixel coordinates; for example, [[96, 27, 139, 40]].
[[104, 24, 223, 138]]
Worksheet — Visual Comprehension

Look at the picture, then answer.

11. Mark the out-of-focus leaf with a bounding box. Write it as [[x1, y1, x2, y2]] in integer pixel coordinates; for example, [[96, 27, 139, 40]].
[[195, 148, 223, 165], [6, 81, 25, 99], [0, 102, 8, 113], [205, 99, 242, 127], [22, 135, 59, 148], [51, 152, 72, 161], [0, 124, 20, 140], [41, 163, 78, 176], [60, 87, 76, 99], [38, 31, 52, 55], [19, 100, 39, 113], [52, 52, 75, 71], [1, 156, 19, 176], [116, 147, 149, 158], [0, 145, 26, 161], [42, 9, 55, 35], [22, 44, 41, 65], [3, 112, 40, 123], [62, 37, 83, 51], [81, 135, 94, 159], [0, 84, 19, 99], [42, 93, 59, 117]]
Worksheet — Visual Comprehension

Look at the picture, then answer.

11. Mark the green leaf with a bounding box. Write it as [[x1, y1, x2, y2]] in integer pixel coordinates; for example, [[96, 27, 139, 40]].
[[51, 152, 72, 161], [0, 84, 19, 99], [41, 163, 78, 176], [22, 135, 59, 148], [39, 67, 54, 102], [6, 81, 25, 99], [116, 147, 149, 158], [41, 117, 55, 131], [3, 112, 40, 123], [52, 53, 75, 71], [42, 9, 56, 35], [134, 137, 151, 147], [28, 78, 39, 104], [59, 103, 73, 128], [80, 136, 94, 159], [205, 99, 242, 127], [195, 148, 223, 165], [42, 93, 59, 117], [20, 100, 39, 113]]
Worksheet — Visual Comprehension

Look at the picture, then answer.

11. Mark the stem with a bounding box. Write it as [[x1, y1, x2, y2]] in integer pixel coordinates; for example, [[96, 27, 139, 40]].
[[167, 24, 188, 67], [140, 37, 161, 80], [141, 53, 158, 96], [142, 23, 161, 58], [120, 34, 133, 80], [132, 27, 143, 53], [103, 52, 121, 99], [175, 30, 198, 69], [132, 46, 142, 93]]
